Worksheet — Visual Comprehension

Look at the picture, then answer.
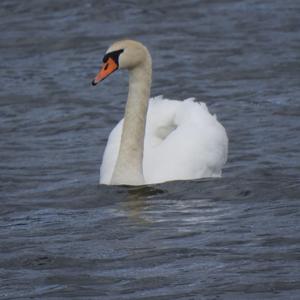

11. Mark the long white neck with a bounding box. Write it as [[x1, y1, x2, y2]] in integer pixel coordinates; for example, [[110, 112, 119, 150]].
[[110, 55, 152, 185]]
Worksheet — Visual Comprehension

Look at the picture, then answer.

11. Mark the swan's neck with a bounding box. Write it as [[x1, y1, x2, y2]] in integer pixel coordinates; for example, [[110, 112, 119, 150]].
[[111, 59, 152, 185]]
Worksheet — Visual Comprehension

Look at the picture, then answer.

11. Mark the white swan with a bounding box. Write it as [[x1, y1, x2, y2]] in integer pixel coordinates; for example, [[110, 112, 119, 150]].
[[92, 40, 228, 186]]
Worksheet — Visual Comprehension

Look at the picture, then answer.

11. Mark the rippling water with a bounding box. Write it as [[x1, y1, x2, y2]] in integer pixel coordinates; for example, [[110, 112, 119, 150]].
[[1, 0, 300, 299]]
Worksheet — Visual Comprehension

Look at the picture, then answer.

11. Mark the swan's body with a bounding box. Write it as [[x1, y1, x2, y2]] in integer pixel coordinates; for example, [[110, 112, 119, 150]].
[[92, 40, 228, 185], [100, 96, 228, 185]]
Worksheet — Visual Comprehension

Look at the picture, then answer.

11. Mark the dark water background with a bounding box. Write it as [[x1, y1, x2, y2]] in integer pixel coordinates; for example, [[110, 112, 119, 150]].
[[1, 0, 300, 299]]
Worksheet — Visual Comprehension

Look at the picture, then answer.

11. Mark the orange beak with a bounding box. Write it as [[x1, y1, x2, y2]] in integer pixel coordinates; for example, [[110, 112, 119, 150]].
[[92, 57, 118, 86]]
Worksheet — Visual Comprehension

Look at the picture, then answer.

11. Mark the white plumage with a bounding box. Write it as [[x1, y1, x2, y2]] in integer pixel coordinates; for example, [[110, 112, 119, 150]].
[[100, 96, 228, 185], [92, 40, 228, 185]]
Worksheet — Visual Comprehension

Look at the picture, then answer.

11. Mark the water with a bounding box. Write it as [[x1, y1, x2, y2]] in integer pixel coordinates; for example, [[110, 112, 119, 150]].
[[1, 0, 300, 299]]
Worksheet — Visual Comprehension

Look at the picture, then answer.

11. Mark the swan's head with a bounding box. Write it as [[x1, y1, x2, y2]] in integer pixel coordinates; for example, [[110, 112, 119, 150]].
[[92, 40, 150, 86]]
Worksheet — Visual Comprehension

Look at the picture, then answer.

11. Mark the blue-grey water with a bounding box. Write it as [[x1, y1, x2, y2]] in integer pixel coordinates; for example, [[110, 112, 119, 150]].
[[1, 0, 300, 299]]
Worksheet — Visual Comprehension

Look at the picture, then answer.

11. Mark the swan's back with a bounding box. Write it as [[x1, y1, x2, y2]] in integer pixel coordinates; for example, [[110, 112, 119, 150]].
[[100, 96, 228, 185]]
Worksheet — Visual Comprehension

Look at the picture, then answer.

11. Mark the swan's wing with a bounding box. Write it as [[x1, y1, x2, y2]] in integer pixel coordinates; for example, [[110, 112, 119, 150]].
[[100, 95, 180, 184], [144, 97, 228, 183], [100, 96, 228, 185]]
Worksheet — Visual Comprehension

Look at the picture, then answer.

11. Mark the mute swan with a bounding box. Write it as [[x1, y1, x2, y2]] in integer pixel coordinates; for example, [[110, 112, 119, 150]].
[[92, 40, 228, 186]]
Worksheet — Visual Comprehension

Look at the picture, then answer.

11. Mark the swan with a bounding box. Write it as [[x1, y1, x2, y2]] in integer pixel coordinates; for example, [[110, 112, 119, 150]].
[[92, 40, 228, 186]]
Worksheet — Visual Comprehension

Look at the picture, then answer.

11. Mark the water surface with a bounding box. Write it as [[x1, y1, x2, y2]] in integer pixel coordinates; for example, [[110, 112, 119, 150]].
[[1, 0, 300, 299]]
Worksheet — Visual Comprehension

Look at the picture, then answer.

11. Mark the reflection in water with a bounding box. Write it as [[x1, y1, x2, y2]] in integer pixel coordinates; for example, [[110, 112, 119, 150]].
[[122, 184, 229, 230], [123, 185, 165, 223]]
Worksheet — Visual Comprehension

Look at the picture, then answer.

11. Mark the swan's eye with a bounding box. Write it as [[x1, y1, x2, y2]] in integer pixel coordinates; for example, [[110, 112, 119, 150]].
[[103, 54, 109, 63], [102, 49, 124, 65]]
